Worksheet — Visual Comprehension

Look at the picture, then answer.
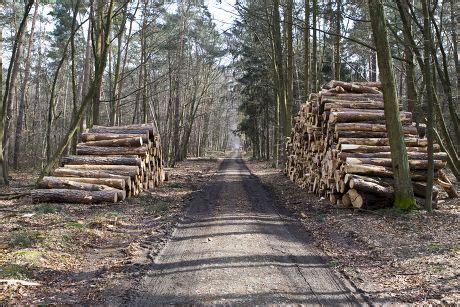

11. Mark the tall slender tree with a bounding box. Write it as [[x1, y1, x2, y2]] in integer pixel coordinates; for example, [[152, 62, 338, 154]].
[[0, 0, 34, 185], [368, 0, 416, 210], [304, 0, 310, 97], [422, 0, 435, 211], [285, 0, 294, 136]]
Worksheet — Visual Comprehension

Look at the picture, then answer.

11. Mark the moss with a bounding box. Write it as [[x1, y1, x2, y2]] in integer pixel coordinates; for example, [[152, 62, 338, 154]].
[[426, 242, 446, 253], [144, 200, 169, 215], [34, 203, 61, 214], [64, 220, 85, 228], [394, 195, 418, 211], [168, 182, 182, 189], [0, 263, 27, 277], [9, 231, 43, 248]]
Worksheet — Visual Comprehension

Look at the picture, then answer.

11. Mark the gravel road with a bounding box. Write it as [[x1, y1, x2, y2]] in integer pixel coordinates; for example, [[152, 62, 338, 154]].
[[129, 154, 363, 305]]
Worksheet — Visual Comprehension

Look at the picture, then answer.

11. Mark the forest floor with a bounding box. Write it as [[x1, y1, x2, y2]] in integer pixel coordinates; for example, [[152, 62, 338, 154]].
[[0, 158, 218, 304], [247, 160, 459, 304], [0, 155, 458, 304]]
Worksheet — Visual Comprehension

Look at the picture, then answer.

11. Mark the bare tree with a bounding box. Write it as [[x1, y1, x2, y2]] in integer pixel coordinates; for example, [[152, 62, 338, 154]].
[[368, 0, 416, 210]]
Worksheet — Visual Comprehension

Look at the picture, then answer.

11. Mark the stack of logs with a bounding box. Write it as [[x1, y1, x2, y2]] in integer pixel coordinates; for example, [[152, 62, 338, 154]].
[[286, 80, 454, 209], [32, 124, 165, 204]]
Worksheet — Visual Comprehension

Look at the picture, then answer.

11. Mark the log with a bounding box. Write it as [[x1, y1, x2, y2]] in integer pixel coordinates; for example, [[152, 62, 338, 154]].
[[343, 164, 429, 181], [37, 177, 126, 200], [62, 164, 140, 176], [324, 101, 385, 110], [43, 176, 126, 190], [341, 194, 351, 208], [335, 131, 390, 139], [346, 174, 439, 199], [81, 137, 143, 147], [340, 144, 440, 153], [323, 80, 382, 94], [53, 168, 132, 190], [337, 151, 448, 162], [321, 94, 384, 102], [61, 155, 143, 167], [76, 144, 149, 156], [285, 81, 448, 210], [335, 123, 418, 134], [81, 132, 149, 143], [437, 169, 459, 198], [329, 111, 412, 124], [32, 189, 118, 204], [338, 137, 427, 147], [347, 189, 390, 209], [345, 157, 446, 170], [90, 124, 156, 140]]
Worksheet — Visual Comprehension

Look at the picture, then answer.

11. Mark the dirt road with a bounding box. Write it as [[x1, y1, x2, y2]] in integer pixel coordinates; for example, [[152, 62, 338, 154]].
[[128, 154, 362, 304]]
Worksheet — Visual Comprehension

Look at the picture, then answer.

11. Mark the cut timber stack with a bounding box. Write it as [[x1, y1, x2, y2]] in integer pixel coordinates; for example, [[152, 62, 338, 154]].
[[286, 80, 452, 209], [32, 124, 165, 204]]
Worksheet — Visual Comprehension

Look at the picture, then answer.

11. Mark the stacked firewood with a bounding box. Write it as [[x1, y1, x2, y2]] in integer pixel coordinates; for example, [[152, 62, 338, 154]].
[[286, 80, 453, 209], [32, 124, 165, 204]]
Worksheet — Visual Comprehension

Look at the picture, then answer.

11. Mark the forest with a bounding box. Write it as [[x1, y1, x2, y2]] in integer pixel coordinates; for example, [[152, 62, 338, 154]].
[[0, 0, 238, 183], [0, 0, 459, 304], [0, 0, 458, 188]]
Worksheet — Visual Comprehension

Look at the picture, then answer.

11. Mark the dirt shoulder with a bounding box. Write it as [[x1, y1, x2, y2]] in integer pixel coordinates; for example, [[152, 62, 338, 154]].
[[0, 158, 219, 305], [247, 161, 459, 304]]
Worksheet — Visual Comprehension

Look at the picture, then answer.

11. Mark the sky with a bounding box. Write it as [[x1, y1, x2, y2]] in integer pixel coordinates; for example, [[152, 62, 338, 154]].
[[1, 1, 239, 67], [206, 0, 238, 33]]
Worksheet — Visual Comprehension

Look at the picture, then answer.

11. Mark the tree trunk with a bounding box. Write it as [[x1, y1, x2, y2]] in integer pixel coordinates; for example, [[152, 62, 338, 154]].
[[334, 0, 341, 80], [304, 0, 310, 97], [38, 0, 116, 182], [76, 144, 149, 156], [451, 0, 460, 105], [13, 0, 39, 169], [171, 2, 188, 166], [400, 0, 418, 119], [421, 0, 435, 211], [79, 15, 92, 140], [61, 155, 142, 167], [0, 0, 34, 185], [32, 189, 118, 204], [311, 0, 318, 92], [39, 176, 126, 190], [272, 0, 285, 163], [368, 0, 416, 210], [285, 0, 294, 136]]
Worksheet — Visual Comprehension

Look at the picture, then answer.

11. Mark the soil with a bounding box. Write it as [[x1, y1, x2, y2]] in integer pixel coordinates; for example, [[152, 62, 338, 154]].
[[247, 160, 459, 304], [0, 158, 217, 304], [124, 155, 362, 305], [1, 155, 458, 304]]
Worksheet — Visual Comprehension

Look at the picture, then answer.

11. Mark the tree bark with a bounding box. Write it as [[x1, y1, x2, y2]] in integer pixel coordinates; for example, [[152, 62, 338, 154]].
[[76, 145, 149, 156], [285, 0, 294, 136], [0, 0, 34, 185], [304, 0, 310, 97], [311, 0, 318, 92], [365, 0, 417, 209], [61, 155, 142, 167], [13, 0, 39, 169], [32, 189, 118, 204], [334, 0, 341, 80], [40, 176, 126, 190], [421, 0, 435, 211], [171, 1, 189, 166], [38, 0, 116, 182]]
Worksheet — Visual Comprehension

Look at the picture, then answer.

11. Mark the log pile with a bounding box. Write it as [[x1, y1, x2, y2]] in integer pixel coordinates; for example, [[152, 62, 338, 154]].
[[32, 124, 165, 204], [285, 80, 452, 209]]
